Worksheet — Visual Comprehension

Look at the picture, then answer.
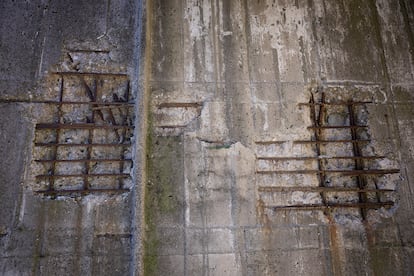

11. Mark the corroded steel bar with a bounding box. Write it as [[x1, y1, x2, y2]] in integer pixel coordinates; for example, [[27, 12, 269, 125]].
[[57, 101, 133, 105], [0, 99, 134, 106], [158, 102, 203, 108], [294, 139, 370, 144], [347, 102, 368, 219], [35, 143, 132, 147], [53, 71, 128, 77], [309, 93, 329, 207], [155, 125, 188, 128], [36, 188, 130, 195], [256, 169, 400, 174], [36, 123, 133, 130], [257, 156, 385, 161], [258, 156, 318, 161], [35, 159, 132, 163], [256, 170, 320, 174], [254, 141, 286, 145], [265, 201, 394, 210], [341, 169, 400, 176], [298, 101, 372, 106], [307, 125, 368, 129], [258, 186, 394, 193], [36, 173, 130, 179]]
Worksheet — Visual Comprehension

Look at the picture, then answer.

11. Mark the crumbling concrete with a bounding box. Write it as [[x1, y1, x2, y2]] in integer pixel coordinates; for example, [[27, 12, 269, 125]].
[[1, 0, 414, 275], [143, 0, 414, 275], [0, 1, 144, 275]]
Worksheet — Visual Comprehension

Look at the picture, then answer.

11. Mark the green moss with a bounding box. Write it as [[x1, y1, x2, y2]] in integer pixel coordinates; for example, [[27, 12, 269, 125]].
[[143, 111, 159, 275], [143, 103, 185, 274]]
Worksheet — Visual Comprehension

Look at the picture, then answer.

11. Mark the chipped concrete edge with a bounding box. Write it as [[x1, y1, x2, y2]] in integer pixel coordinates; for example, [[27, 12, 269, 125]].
[[130, 0, 149, 275]]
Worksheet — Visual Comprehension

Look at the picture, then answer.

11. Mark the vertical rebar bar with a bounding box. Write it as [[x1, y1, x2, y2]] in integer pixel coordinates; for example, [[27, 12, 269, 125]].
[[347, 102, 368, 219], [310, 92, 328, 208]]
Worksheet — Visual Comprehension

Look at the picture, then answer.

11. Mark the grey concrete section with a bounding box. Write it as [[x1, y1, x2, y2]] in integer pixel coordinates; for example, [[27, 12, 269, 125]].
[[145, 0, 414, 275], [0, 104, 31, 235], [1, 0, 414, 275], [0, 0, 144, 275], [0, 0, 45, 96]]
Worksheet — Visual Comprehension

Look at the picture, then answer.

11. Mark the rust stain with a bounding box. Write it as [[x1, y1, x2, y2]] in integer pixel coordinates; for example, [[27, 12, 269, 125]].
[[327, 215, 343, 275], [256, 198, 271, 236]]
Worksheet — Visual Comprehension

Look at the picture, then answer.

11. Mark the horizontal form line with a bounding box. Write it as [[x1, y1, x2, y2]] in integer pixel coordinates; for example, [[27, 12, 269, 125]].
[[66, 49, 110, 53]]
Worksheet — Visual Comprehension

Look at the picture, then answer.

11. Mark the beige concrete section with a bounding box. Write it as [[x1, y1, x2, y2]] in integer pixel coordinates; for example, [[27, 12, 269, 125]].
[[313, 0, 386, 83], [143, 0, 414, 275]]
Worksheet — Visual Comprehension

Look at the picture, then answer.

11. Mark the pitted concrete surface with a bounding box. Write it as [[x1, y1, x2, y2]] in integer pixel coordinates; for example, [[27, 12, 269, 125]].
[[0, 1, 143, 275], [144, 0, 414, 275], [1, 0, 414, 275]]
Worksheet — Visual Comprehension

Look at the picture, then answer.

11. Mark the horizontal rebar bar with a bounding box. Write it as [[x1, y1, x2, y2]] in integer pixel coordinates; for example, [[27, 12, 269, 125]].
[[35, 158, 132, 163], [35, 143, 132, 147], [341, 169, 400, 175], [36, 188, 130, 195], [257, 156, 385, 161], [258, 186, 394, 193], [307, 125, 368, 129], [298, 101, 372, 106], [155, 125, 187, 128], [52, 71, 128, 77], [256, 169, 399, 175], [265, 201, 394, 210], [36, 173, 130, 179], [254, 141, 286, 145], [0, 99, 134, 106], [50, 101, 132, 105], [92, 105, 134, 110], [294, 139, 370, 144], [36, 123, 133, 130], [157, 102, 203, 108]]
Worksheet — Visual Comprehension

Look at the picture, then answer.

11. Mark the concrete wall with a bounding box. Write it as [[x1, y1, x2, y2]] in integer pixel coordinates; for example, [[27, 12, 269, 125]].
[[0, 1, 143, 275], [1, 0, 414, 275], [144, 0, 414, 275]]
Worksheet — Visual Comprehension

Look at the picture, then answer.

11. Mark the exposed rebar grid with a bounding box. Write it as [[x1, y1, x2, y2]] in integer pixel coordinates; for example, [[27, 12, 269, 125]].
[[255, 93, 399, 219], [33, 72, 134, 197]]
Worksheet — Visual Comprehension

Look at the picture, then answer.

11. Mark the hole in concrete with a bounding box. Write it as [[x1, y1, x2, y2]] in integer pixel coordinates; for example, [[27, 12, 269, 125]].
[[256, 91, 399, 220], [30, 66, 135, 197]]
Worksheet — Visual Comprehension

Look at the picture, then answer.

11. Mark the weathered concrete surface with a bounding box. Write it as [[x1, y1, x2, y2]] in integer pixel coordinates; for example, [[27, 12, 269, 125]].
[[144, 0, 414, 275], [1, 0, 414, 275], [0, 1, 144, 275]]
